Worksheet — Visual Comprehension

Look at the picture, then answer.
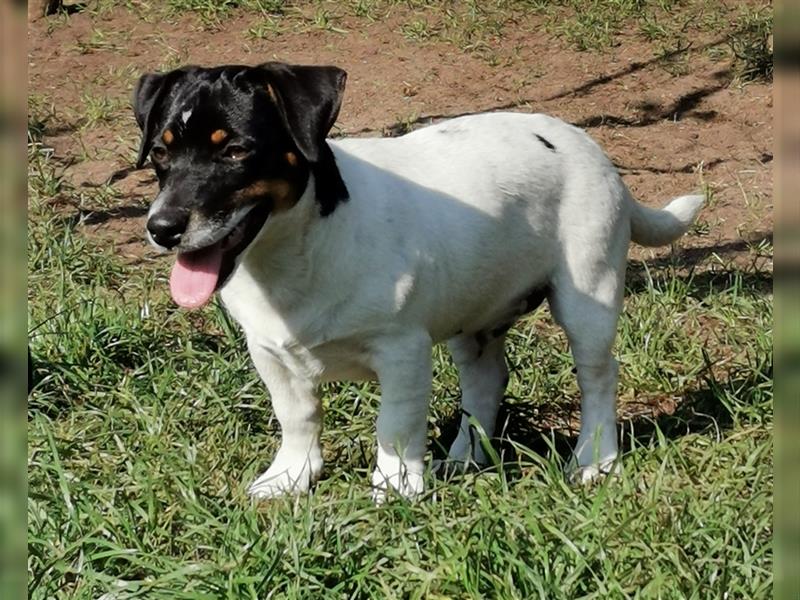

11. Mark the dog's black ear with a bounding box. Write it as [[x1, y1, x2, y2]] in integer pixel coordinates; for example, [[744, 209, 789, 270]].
[[132, 68, 195, 168], [256, 63, 347, 163]]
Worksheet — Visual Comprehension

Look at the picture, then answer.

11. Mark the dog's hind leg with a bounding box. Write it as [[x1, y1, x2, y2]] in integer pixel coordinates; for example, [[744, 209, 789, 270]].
[[246, 342, 323, 499], [444, 332, 508, 468], [548, 267, 624, 484]]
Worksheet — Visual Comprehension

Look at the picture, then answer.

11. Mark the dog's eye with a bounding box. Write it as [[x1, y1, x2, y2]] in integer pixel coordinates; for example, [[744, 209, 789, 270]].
[[224, 145, 250, 161], [150, 146, 168, 162]]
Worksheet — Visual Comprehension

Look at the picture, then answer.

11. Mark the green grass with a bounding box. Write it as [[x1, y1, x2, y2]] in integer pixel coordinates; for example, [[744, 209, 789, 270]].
[[59, 0, 771, 74], [27, 109, 773, 598], [728, 5, 773, 82]]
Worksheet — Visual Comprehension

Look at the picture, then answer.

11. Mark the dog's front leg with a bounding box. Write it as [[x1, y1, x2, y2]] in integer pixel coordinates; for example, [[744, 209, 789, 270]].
[[246, 341, 322, 499], [370, 331, 433, 502]]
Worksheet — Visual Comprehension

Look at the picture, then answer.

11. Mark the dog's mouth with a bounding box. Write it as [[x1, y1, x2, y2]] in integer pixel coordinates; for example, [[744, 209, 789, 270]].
[[169, 204, 270, 309]]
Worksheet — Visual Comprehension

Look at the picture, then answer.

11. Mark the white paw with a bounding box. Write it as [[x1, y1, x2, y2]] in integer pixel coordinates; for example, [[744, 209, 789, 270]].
[[567, 458, 620, 485], [370, 467, 424, 503], [247, 453, 321, 500]]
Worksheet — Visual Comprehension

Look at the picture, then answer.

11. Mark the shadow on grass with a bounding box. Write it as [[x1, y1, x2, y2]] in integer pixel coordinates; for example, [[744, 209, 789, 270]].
[[625, 231, 773, 297], [431, 256, 772, 479], [431, 360, 771, 481]]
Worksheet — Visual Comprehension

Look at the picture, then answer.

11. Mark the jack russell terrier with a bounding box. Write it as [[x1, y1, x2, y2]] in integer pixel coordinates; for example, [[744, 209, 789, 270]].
[[133, 62, 703, 500]]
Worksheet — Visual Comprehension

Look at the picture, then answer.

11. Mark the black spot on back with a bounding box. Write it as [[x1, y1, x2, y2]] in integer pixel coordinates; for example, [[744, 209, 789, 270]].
[[535, 134, 556, 152]]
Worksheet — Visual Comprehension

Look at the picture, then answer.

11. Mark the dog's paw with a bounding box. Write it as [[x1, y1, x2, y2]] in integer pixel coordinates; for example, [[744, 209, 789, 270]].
[[370, 468, 424, 503], [431, 457, 482, 480], [446, 433, 490, 468], [567, 459, 620, 486], [247, 455, 322, 500]]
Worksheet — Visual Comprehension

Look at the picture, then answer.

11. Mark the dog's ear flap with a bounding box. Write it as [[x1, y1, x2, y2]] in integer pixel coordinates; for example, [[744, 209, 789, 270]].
[[132, 68, 195, 168], [256, 63, 347, 163]]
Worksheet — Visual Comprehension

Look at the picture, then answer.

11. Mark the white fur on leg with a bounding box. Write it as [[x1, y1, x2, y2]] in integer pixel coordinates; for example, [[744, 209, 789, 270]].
[[248, 447, 322, 499], [371, 444, 425, 502], [369, 332, 432, 502], [245, 340, 323, 500], [567, 359, 620, 485], [444, 334, 507, 469], [568, 459, 621, 485]]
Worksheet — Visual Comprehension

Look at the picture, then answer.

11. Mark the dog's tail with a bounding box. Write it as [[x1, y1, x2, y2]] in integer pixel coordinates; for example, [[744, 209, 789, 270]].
[[629, 193, 704, 247]]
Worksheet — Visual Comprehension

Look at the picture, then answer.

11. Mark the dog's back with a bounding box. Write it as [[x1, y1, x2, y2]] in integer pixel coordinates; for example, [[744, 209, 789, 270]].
[[325, 112, 631, 339]]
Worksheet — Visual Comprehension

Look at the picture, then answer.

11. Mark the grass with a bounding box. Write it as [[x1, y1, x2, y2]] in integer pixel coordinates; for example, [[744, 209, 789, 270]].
[[28, 1, 773, 596], [59, 0, 772, 74], [27, 131, 773, 598], [728, 5, 773, 82]]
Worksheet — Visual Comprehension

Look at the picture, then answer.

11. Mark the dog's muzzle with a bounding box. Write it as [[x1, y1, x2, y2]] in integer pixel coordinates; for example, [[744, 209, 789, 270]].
[[147, 207, 189, 249]]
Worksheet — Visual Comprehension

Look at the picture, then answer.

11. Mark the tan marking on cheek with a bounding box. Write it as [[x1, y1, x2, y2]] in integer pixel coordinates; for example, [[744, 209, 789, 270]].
[[285, 151, 298, 167], [162, 129, 174, 144], [230, 179, 300, 213], [210, 129, 228, 145]]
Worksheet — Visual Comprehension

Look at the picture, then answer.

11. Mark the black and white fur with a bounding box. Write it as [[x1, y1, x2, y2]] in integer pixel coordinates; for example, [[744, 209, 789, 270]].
[[136, 63, 704, 500]]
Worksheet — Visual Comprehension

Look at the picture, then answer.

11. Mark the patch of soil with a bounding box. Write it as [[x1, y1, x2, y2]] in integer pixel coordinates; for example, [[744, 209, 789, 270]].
[[28, 3, 773, 268]]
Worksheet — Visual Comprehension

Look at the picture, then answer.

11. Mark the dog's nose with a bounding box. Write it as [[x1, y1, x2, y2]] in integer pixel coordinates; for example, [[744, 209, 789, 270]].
[[147, 210, 189, 249]]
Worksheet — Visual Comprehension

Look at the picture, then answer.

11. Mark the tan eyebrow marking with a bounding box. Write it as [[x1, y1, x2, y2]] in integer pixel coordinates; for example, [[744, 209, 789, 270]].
[[162, 129, 174, 144], [265, 84, 277, 102], [285, 151, 298, 167], [210, 129, 228, 145]]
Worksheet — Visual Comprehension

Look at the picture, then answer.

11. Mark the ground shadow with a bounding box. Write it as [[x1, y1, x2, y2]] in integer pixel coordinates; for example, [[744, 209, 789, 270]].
[[625, 231, 773, 296], [430, 253, 772, 477], [432, 366, 770, 478], [348, 37, 732, 139], [572, 76, 730, 129]]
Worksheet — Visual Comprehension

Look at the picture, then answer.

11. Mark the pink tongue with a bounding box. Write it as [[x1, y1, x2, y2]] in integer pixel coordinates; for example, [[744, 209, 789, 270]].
[[169, 244, 224, 309]]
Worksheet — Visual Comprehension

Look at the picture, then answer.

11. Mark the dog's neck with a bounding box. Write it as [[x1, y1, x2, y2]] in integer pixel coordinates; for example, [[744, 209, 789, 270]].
[[229, 175, 327, 304]]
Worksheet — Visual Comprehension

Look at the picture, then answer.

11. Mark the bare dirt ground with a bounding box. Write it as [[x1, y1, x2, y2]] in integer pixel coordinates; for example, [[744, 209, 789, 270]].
[[28, 2, 773, 268]]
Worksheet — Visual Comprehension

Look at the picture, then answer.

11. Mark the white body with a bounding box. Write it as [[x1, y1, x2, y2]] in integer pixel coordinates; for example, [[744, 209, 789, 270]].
[[219, 112, 703, 499]]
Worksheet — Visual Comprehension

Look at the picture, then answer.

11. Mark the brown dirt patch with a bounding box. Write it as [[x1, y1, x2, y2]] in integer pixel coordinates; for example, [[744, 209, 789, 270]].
[[28, 3, 773, 268]]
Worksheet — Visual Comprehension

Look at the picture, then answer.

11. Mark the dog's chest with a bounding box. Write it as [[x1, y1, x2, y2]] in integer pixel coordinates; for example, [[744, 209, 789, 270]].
[[219, 268, 375, 382]]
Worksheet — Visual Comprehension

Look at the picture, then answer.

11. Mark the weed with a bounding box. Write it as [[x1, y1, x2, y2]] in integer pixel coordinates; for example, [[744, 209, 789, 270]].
[[79, 92, 124, 130], [728, 6, 773, 82], [401, 17, 436, 42], [74, 27, 126, 54], [247, 16, 284, 39], [351, 0, 379, 20], [27, 134, 64, 201], [27, 94, 56, 142], [308, 5, 347, 33]]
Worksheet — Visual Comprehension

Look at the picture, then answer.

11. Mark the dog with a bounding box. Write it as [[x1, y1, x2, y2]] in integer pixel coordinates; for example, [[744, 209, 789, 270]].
[[133, 61, 703, 500]]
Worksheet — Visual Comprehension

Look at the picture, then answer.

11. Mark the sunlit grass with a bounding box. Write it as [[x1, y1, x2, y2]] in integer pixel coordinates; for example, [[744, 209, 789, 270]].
[[28, 111, 772, 598]]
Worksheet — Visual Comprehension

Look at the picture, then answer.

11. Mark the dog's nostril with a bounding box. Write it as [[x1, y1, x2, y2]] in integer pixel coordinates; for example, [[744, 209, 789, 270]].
[[147, 213, 188, 249]]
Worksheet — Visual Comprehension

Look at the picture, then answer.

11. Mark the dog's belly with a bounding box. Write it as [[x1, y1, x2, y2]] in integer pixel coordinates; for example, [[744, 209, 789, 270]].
[[314, 345, 377, 382], [259, 337, 377, 383]]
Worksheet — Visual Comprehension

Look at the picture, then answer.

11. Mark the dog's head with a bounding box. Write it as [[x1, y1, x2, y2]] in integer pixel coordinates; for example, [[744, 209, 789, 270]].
[[133, 62, 348, 308]]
